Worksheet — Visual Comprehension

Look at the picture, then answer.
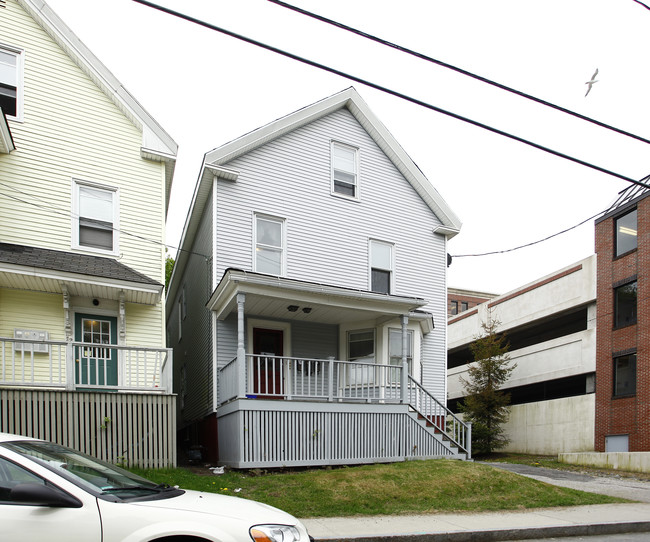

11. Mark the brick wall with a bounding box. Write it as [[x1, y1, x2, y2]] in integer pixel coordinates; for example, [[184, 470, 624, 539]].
[[595, 194, 650, 451]]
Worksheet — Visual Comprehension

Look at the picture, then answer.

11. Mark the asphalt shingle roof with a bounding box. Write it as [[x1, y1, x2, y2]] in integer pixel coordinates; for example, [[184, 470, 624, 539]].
[[0, 243, 161, 286]]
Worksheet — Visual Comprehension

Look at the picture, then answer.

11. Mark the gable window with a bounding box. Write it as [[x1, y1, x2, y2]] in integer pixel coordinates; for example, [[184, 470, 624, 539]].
[[614, 281, 637, 328], [73, 181, 118, 253], [613, 353, 636, 397], [615, 209, 637, 257], [254, 214, 285, 275], [331, 142, 358, 198], [370, 240, 393, 294], [0, 45, 22, 120]]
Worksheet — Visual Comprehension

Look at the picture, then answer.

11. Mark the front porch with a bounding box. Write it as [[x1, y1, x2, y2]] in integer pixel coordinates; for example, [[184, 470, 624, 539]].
[[217, 354, 471, 468], [0, 336, 176, 467]]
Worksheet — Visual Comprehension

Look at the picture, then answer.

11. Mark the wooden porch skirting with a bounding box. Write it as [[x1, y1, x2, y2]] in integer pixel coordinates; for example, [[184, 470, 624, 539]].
[[217, 399, 464, 468], [0, 389, 177, 468]]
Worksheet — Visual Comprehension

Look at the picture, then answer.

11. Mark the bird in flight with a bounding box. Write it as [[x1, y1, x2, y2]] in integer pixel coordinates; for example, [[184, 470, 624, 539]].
[[585, 69, 599, 97]]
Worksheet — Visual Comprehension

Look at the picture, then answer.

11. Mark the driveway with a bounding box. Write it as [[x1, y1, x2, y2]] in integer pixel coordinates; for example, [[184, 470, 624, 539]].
[[482, 462, 650, 503]]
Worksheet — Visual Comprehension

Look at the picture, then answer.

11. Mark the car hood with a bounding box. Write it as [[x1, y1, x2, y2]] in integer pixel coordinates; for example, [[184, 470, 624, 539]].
[[131, 489, 298, 524]]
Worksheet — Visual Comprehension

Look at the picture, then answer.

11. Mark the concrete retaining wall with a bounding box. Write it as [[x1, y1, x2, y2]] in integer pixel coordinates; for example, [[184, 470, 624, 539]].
[[559, 452, 650, 474]]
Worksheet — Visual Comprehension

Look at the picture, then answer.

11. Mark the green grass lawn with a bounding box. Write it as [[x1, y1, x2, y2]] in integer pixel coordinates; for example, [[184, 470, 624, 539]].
[[131, 459, 626, 518]]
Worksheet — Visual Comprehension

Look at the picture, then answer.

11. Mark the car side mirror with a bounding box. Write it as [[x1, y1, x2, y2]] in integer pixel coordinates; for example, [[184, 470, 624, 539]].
[[10, 483, 82, 508]]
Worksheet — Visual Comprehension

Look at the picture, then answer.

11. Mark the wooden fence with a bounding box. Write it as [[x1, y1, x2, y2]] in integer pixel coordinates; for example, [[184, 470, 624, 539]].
[[0, 389, 176, 468]]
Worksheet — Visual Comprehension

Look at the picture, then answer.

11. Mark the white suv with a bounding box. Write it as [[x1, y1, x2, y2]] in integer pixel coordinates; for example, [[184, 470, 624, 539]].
[[0, 432, 312, 542]]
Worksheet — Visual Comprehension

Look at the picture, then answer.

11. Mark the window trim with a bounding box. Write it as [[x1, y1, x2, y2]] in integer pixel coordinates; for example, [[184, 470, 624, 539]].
[[253, 213, 286, 276], [0, 43, 24, 122], [72, 179, 119, 256], [330, 141, 359, 200], [369, 239, 394, 294]]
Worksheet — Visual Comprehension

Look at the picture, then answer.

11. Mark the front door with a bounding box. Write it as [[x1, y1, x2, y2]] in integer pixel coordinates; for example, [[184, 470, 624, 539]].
[[252, 328, 284, 397], [74, 314, 118, 387]]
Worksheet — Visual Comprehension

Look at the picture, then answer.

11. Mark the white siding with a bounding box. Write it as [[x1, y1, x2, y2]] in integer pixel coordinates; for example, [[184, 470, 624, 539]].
[[214, 109, 448, 400]]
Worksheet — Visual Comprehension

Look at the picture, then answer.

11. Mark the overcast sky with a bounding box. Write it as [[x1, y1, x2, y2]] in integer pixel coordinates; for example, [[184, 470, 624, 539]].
[[45, 0, 650, 294]]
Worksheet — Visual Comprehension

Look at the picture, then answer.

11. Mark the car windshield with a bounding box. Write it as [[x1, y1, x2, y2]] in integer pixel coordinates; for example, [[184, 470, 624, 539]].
[[2, 441, 176, 500]]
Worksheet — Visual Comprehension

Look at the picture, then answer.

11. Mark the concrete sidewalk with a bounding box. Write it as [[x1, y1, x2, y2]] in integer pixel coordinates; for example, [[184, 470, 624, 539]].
[[302, 463, 650, 541], [302, 503, 650, 541]]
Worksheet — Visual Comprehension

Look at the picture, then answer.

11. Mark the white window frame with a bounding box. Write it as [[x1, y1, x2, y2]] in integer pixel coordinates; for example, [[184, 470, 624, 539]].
[[72, 179, 119, 256], [330, 141, 359, 200], [369, 239, 394, 294], [253, 213, 286, 276], [0, 43, 24, 122]]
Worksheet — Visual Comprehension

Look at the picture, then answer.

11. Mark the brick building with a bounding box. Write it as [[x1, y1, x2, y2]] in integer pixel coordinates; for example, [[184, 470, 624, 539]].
[[595, 184, 650, 452], [447, 288, 496, 317]]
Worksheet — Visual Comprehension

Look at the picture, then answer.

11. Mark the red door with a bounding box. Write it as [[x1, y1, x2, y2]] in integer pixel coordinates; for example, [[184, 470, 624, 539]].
[[252, 328, 284, 397]]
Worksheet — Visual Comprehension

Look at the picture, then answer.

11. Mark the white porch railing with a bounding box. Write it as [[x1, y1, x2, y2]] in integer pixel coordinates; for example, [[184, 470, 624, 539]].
[[0, 337, 173, 393], [218, 354, 471, 458]]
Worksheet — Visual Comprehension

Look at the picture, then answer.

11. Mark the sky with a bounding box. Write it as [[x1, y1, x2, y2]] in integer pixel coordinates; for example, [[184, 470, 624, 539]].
[[44, 0, 650, 294]]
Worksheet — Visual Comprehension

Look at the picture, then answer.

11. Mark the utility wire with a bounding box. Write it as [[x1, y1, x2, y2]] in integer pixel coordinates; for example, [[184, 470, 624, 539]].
[[269, 0, 650, 146], [0, 183, 209, 261], [132, 0, 648, 188], [632, 0, 650, 11]]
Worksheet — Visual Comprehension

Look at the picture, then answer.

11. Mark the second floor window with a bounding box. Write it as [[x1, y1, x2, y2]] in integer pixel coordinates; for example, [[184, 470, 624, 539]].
[[614, 281, 637, 328], [370, 240, 393, 294], [0, 45, 22, 120], [615, 209, 637, 257], [255, 214, 285, 275], [74, 182, 118, 253], [331, 142, 358, 199]]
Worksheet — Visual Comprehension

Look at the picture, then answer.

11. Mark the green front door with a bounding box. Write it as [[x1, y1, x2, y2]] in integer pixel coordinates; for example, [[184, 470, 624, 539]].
[[75, 314, 118, 387]]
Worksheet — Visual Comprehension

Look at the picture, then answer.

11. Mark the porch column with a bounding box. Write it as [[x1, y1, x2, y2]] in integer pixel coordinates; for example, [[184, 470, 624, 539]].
[[62, 286, 75, 390], [400, 314, 408, 403], [236, 293, 246, 399]]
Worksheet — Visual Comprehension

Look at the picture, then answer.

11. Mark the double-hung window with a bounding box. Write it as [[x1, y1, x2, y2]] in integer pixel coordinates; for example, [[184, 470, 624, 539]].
[[0, 45, 23, 121], [331, 142, 358, 198], [615, 209, 637, 257], [370, 240, 393, 294], [73, 181, 118, 254], [254, 214, 285, 275]]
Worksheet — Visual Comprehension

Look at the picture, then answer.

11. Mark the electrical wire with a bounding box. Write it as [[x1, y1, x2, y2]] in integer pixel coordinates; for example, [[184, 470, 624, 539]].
[[0, 183, 209, 261], [131, 0, 649, 189], [632, 0, 650, 11], [268, 0, 650, 146]]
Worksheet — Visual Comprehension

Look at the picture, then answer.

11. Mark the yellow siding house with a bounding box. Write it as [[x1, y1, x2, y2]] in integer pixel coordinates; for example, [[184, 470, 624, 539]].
[[0, 0, 177, 467]]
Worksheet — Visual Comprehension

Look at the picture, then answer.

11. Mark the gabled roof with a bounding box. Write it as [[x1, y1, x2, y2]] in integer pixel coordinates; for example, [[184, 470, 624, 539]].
[[17, 0, 178, 213], [168, 88, 461, 307]]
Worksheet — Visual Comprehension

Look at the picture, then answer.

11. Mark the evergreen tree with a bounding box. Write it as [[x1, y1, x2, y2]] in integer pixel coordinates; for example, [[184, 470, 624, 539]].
[[459, 316, 516, 455]]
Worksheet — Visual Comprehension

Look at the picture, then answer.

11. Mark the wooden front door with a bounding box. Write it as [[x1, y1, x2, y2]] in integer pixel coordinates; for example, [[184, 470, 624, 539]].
[[75, 313, 118, 387], [252, 328, 284, 397]]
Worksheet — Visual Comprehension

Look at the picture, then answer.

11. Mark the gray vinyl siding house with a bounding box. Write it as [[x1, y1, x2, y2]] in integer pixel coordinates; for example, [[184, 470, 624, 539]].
[[167, 88, 466, 467]]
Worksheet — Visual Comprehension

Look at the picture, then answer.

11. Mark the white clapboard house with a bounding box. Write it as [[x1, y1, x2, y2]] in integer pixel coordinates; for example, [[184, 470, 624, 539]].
[[167, 88, 468, 467]]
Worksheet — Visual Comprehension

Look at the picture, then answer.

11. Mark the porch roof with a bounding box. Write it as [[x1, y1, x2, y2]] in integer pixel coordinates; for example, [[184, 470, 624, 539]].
[[207, 268, 434, 329], [0, 243, 163, 304]]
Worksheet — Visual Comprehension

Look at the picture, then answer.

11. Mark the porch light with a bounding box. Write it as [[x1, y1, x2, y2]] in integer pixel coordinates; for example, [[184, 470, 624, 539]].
[[302, 307, 312, 313], [287, 305, 299, 312]]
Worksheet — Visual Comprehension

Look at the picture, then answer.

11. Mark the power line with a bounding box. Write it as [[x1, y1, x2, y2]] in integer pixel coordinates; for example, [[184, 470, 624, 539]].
[[131, 0, 649, 188], [632, 0, 650, 11], [0, 183, 209, 261], [268, 0, 650, 146]]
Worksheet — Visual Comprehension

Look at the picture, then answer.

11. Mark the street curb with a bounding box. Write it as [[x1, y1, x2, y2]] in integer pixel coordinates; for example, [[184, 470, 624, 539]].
[[312, 520, 650, 542]]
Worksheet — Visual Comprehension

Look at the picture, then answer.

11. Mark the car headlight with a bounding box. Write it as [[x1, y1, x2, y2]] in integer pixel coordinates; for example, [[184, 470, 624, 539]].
[[250, 525, 301, 542]]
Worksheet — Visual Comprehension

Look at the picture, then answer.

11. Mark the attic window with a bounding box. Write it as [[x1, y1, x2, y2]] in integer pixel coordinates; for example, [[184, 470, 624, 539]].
[[0, 45, 23, 121], [331, 142, 358, 199]]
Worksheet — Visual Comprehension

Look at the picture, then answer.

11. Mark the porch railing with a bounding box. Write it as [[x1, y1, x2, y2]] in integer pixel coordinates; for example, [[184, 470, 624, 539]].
[[0, 337, 172, 393], [218, 354, 470, 457]]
